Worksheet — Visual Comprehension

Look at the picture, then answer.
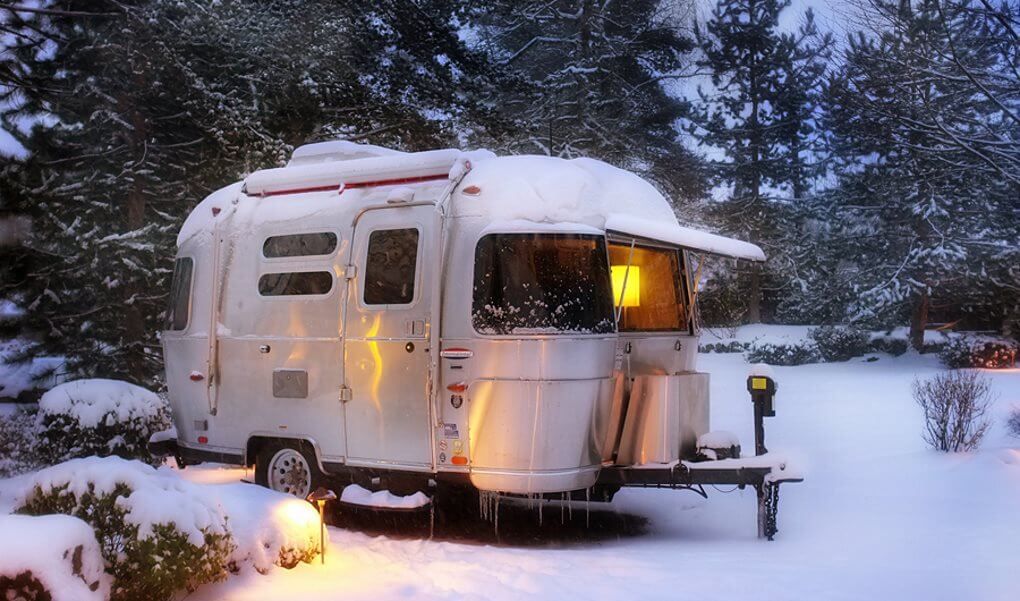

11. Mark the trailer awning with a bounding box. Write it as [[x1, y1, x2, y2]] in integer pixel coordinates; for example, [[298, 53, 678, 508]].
[[605, 214, 766, 262]]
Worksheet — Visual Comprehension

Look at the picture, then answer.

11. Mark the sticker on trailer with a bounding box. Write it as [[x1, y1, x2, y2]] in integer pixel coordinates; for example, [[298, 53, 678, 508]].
[[453, 439, 463, 454], [438, 439, 448, 452], [443, 423, 460, 438]]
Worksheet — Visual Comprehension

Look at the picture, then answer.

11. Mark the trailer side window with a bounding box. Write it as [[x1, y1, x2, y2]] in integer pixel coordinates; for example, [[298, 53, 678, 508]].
[[165, 257, 193, 331], [263, 232, 337, 258], [364, 228, 419, 305], [608, 243, 688, 332], [258, 271, 333, 296], [473, 234, 615, 335]]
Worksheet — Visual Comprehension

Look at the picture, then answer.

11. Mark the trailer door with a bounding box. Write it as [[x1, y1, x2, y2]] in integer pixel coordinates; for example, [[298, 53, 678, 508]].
[[343, 205, 436, 468]]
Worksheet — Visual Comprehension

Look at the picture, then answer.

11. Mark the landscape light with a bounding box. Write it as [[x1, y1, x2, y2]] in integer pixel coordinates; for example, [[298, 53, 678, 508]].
[[306, 487, 337, 564]]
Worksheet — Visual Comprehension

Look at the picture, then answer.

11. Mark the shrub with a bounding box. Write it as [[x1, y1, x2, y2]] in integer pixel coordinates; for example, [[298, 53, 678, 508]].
[[0, 405, 41, 477], [870, 337, 909, 356], [940, 337, 1018, 369], [1007, 409, 1020, 439], [913, 371, 992, 452], [16, 458, 234, 601], [36, 379, 171, 466], [0, 514, 111, 601], [809, 326, 871, 362], [698, 341, 748, 353], [745, 342, 820, 366]]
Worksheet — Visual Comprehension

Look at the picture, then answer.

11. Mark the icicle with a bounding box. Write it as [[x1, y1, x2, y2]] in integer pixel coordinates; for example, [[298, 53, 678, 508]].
[[560, 492, 565, 525], [585, 487, 590, 528], [538, 496, 543, 527]]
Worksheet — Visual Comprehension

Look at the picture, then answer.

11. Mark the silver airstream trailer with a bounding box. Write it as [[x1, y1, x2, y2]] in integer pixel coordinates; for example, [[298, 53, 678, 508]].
[[156, 142, 800, 538]]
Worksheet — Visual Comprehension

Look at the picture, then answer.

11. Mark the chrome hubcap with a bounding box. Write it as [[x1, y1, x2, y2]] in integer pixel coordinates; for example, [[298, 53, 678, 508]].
[[268, 448, 311, 498]]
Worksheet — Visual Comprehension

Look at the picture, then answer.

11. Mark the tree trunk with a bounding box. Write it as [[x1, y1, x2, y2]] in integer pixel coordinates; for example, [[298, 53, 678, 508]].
[[747, 265, 762, 323], [909, 291, 929, 351]]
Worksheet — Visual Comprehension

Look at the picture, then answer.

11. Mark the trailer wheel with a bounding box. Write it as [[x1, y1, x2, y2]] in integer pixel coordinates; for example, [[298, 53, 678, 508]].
[[255, 441, 322, 499]]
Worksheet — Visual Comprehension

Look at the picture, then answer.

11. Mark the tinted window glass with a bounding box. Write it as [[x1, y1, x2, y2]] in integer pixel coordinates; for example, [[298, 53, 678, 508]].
[[364, 228, 419, 305], [608, 243, 688, 332], [258, 271, 333, 296], [165, 257, 193, 331], [473, 234, 614, 335], [263, 232, 337, 258]]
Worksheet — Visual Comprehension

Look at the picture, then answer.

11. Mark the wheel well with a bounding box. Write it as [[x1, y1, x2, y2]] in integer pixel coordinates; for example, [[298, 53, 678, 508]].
[[245, 436, 317, 469]]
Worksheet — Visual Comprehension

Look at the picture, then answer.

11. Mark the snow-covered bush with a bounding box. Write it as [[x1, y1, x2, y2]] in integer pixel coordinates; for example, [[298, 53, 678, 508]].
[[913, 371, 992, 452], [1007, 409, 1020, 439], [699, 341, 749, 353], [939, 337, 1018, 369], [809, 326, 871, 362], [745, 342, 820, 366], [869, 336, 909, 356], [212, 484, 321, 572], [36, 379, 171, 466], [0, 514, 111, 601], [0, 405, 41, 477], [15, 457, 234, 601]]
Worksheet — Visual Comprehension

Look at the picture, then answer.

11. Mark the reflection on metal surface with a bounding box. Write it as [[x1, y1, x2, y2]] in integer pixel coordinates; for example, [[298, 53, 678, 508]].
[[616, 373, 709, 465]]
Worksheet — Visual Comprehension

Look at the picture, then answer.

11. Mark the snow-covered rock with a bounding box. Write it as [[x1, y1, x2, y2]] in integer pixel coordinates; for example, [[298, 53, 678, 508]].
[[0, 514, 110, 601]]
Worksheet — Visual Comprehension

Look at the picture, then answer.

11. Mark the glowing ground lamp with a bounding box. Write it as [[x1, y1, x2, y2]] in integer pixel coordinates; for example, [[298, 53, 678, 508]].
[[611, 265, 641, 307], [307, 487, 337, 564]]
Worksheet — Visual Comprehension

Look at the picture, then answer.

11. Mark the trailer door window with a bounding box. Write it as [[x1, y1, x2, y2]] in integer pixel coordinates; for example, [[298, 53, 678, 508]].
[[364, 228, 420, 305], [165, 257, 193, 331], [473, 234, 614, 335], [258, 271, 333, 296], [608, 243, 687, 332], [263, 232, 337, 258]]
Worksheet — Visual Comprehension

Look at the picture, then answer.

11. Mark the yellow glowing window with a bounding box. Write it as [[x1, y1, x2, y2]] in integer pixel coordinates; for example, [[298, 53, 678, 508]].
[[611, 265, 641, 307]]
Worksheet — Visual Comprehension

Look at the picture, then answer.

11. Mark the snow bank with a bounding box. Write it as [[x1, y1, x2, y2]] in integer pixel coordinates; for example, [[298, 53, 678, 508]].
[[38, 379, 164, 430], [0, 514, 110, 601], [340, 484, 431, 510]]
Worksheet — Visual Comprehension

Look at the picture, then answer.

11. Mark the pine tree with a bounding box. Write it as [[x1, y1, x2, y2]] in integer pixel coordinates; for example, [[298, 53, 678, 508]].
[[472, 0, 706, 203], [824, 0, 1019, 347], [688, 0, 830, 323], [0, 0, 518, 385]]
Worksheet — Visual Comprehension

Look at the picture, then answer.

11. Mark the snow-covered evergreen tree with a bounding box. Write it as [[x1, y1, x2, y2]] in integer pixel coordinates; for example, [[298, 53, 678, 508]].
[[472, 0, 706, 203], [824, 0, 1019, 347], [688, 0, 830, 322], [0, 0, 517, 385]]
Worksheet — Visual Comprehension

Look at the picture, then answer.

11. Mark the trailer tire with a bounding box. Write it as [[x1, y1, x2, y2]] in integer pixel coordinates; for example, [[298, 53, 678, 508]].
[[254, 440, 323, 499]]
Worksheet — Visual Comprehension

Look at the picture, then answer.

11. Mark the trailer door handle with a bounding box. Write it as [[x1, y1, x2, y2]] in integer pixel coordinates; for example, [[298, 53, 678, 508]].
[[440, 348, 473, 360]]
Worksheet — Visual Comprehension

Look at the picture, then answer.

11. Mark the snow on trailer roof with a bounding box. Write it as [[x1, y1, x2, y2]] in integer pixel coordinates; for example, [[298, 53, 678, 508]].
[[177, 143, 764, 261]]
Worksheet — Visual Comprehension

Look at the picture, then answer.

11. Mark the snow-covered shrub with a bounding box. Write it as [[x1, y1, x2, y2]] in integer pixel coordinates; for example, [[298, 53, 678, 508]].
[[809, 326, 871, 362], [699, 341, 748, 353], [869, 337, 909, 356], [0, 405, 41, 477], [745, 342, 820, 366], [212, 484, 321, 572], [940, 337, 1018, 369], [36, 379, 171, 466], [913, 371, 992, 452], [0, 514, 111, 601], [15, 457, 234, 601], [1007, 409, 1020, 439]]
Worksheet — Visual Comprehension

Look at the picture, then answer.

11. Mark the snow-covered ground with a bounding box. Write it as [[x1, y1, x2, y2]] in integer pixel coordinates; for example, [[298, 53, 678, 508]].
[[179, 352, 1020, 601]]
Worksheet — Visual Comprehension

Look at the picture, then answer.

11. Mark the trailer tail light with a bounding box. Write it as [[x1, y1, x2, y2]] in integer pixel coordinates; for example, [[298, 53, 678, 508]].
[[198, 436, 208, 444], [189, 372, 204, 382], [462, 185, 481, 196], [451, 456, 467, 466], [446, 382, 468, 393], [440, 348, 473, 360]]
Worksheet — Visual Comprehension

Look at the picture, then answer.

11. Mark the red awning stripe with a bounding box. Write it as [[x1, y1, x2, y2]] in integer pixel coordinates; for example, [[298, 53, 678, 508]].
[[259, 172, 450, 197]]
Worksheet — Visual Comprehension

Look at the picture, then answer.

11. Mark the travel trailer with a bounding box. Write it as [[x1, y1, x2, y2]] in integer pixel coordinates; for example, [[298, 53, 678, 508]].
[[155, 142, 800, 538]]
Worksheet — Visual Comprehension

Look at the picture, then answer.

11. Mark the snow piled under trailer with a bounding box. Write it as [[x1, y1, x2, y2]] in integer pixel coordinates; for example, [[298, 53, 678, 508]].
[[153, 141, 800, 539]]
